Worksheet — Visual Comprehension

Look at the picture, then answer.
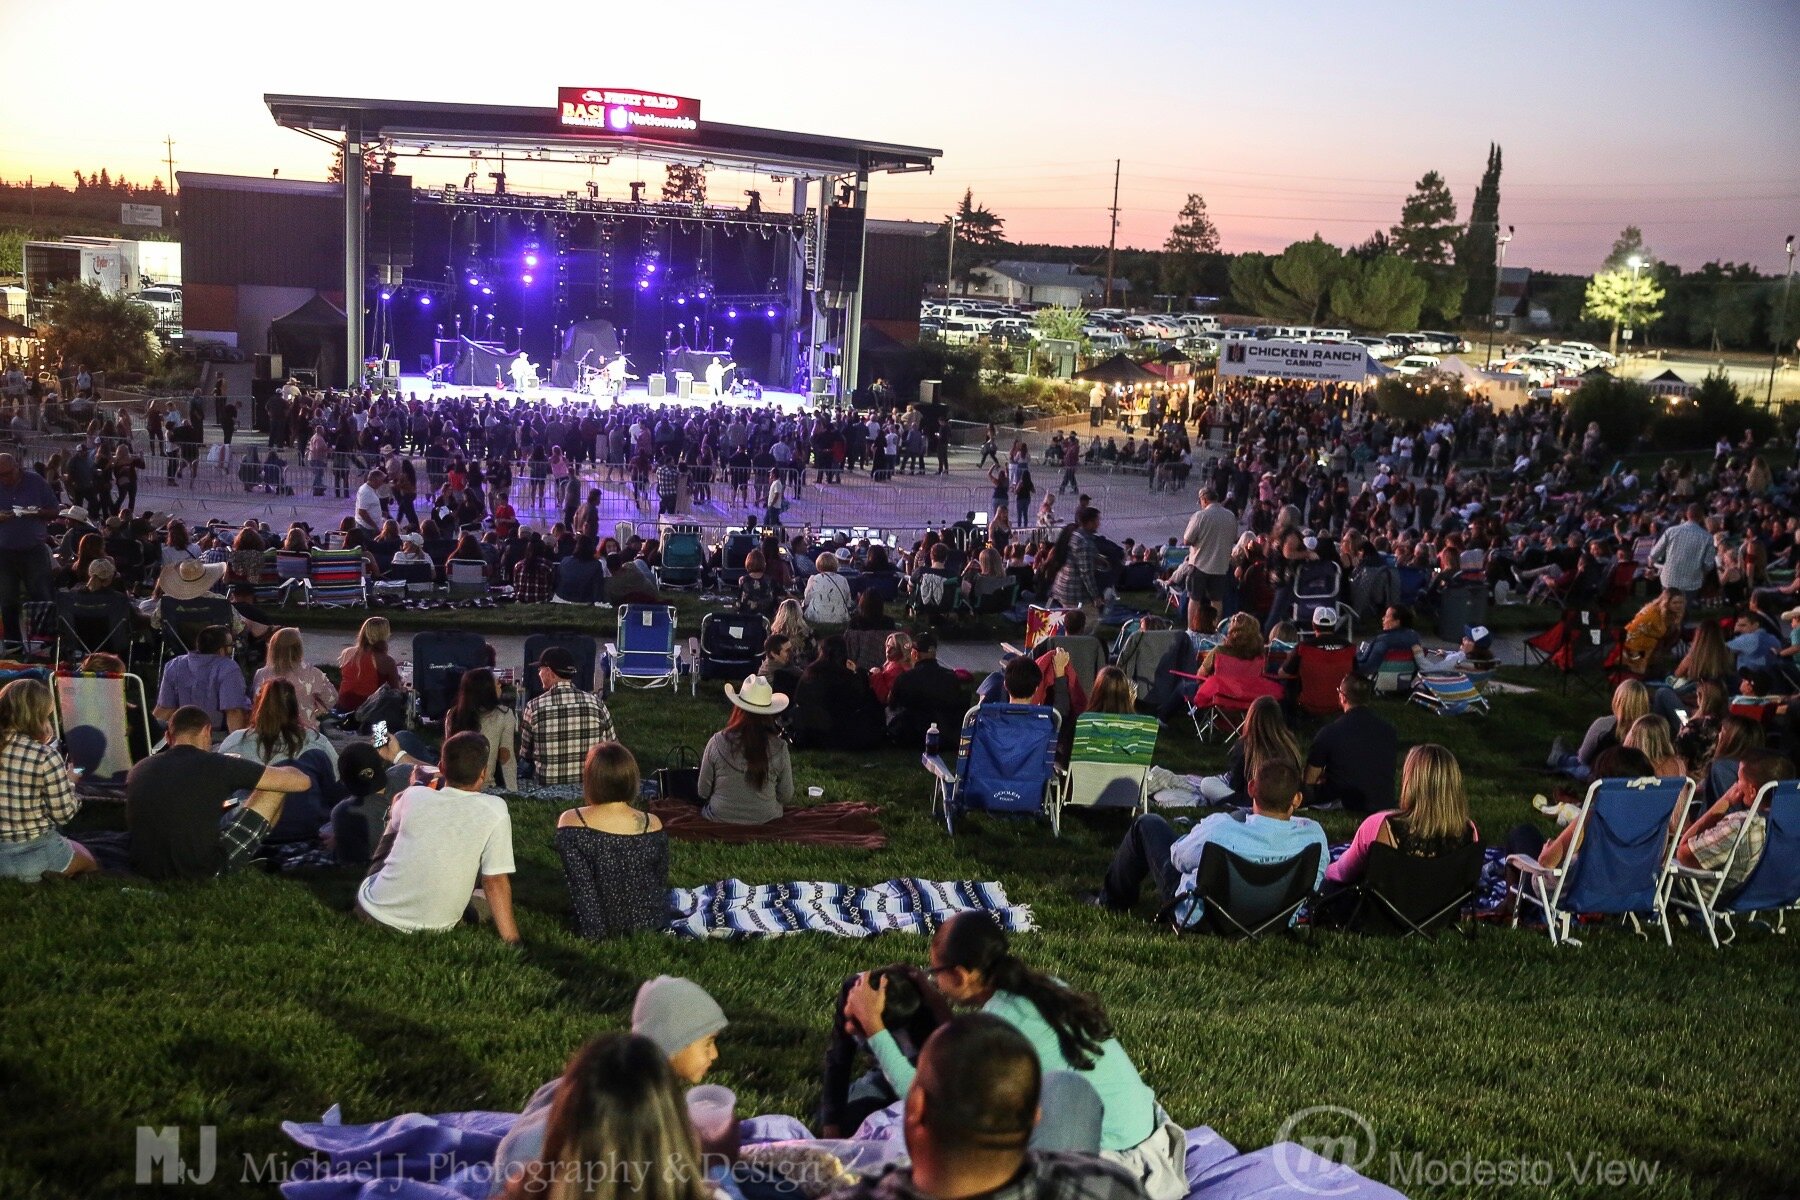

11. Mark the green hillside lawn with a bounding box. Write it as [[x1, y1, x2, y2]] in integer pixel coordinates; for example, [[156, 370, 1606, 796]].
[[2, 676, 1795, 1199]]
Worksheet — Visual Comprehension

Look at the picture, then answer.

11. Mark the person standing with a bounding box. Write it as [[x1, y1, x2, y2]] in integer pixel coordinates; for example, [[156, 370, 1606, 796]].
[[1059, 433, 1081, 495], [1649, 504, 1716, 603], [1181, 487, 1239, 626], [0, 454, 57, 648], [1051, 506, 1104, 626]]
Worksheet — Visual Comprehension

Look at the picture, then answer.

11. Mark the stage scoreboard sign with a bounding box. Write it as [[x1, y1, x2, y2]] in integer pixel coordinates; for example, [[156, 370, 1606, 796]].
[[1218, 338, 1370, 383], [557, 89, 702, 137]]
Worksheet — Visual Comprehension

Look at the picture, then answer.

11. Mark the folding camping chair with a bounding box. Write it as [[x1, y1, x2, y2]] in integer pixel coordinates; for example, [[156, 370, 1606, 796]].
[[1369, 648, 1420, 696], [700, 612, 770, 682], [52, 667, 151, 787], [55, 590, 136, 665], [1290, 560, 1344, 627], [1395, 565, 1429, 608], [606, 604, 687, 693], [1173, 652, 1278, 741], [1410, 671, 1491, 716], [924, 703, 1060, 835], [156, 595, 234, 662], [1350, 841, 1485, 938], [275, 550, 312, 603], [307, 549, 367, 608], [251, 550, 292, 607], [657, 524, 704, 590], [1168, 843, 1323, 939], [382, 559, 438, 599], [1668, 780, 1800, 947], [1507, 775, 1692, 946], [1523, 608, 1608, 696], [410, 630, 490, 723], [717, 531, 757, 591], [1114, 627, 1187, 705], [445, 559, 490, 601], [1294, 642, 1355, 717], [1035, 633, 1105, 697], [1056, 712, 1159, 831], [521, 633, 602, 706]]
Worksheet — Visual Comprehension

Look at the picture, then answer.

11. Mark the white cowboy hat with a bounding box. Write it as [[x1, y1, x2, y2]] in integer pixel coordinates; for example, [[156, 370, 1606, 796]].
[[59, 504, 91, 522], [725, 673, 789, 715], [158, 558, 226, 600]]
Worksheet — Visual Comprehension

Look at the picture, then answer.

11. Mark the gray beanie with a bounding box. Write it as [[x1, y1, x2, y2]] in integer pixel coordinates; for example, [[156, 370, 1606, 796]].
[[631, 976, 728, 1057]]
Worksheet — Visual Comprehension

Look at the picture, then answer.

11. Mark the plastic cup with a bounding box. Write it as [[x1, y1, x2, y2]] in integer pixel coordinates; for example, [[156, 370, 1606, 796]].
[[686, 1085, 736, 1141], [808, 786, 824, 798]]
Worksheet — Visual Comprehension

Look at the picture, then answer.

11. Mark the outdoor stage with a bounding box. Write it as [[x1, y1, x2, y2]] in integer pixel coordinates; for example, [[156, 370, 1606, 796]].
[[395, 375, 816, 412]]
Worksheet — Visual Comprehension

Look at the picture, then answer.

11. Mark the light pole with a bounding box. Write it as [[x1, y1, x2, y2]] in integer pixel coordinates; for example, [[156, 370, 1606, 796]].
[[1485, 224, 1514, 369], [1768, 234, 1796, 409], [1617, 254, 1645, 358], [944, 215, 958, 299]]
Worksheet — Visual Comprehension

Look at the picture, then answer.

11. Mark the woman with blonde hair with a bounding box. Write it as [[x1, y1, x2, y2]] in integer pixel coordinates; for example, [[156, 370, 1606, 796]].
[[254, 627, 337, 728], [769, 597, 813, 665], [336, 616, 403, 712], [1624, 714, 1687, 778], [0, 679, 95, 880], [1326, 742, 1478, 886], [802, 551, 855, 627], [869, 631, 915, 706], [1619, 587, 1687, 677], [1550, 678, 1653, 780]]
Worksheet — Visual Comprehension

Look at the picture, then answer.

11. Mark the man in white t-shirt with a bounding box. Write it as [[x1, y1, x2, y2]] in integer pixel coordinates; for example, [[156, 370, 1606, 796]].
[[353, 468, 387, 531], [355, 732, 520, 944]]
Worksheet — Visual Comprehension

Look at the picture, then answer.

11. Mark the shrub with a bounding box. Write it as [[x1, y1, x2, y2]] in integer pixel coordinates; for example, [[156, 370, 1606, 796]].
[[1371, 374, 1467, 425]]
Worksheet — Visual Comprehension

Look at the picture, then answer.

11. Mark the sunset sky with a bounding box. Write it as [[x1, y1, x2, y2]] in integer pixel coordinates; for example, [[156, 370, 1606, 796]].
[[2, 0, 1794, 275]]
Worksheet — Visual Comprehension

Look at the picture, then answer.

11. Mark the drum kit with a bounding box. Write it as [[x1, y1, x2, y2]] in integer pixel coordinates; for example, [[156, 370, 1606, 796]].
[[577, 351, 638, 400]]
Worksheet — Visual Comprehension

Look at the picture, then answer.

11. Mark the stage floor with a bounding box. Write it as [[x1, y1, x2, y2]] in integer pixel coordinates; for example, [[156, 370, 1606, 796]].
[[395, 375, 816, 412]]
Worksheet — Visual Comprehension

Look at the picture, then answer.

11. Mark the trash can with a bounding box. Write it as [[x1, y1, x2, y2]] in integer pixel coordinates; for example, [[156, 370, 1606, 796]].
[[1436, 584, 1489, 642]]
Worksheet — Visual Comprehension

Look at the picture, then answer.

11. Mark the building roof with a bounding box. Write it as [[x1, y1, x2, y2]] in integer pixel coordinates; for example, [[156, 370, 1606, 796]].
[[866, 219, 942, 238], [981, 260, 1106, 290], [177, 171, 343, 198], [265, 94, 939, 178]]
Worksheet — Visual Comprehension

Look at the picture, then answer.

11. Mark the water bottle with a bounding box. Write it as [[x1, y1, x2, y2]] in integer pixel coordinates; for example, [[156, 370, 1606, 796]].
[[924, 722, 941, 758]]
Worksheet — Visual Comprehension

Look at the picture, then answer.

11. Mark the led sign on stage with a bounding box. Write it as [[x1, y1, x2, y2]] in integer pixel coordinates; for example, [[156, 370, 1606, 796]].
[[558, 88, 702, 136]]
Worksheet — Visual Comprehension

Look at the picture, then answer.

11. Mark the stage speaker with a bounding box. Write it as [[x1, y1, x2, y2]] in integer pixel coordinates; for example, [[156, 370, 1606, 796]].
[[250, 378, 277, 432], [368, 174, 415, 269], [648, 373, 667, 397], [253, 353, 283, 381], [821, 204, 866, 292], [675, 372, 694, 400]]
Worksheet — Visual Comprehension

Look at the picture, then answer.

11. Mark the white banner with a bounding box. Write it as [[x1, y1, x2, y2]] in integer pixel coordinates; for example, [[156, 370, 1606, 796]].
[[120, 203, 163, 228], [1218, 338, 1369, 382]]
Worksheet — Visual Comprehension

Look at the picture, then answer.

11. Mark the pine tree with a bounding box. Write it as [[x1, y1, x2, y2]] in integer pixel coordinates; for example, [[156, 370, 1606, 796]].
[[946, 189, 1007, 290], [1603, 226, 1652, 272], [1160, 193, 1222, 304], [1389, 171, 1460, 265], [1456, 143, 1503, 321]]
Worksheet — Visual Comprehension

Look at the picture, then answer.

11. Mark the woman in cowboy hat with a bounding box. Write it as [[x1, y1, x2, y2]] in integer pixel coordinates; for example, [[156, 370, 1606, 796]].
[[154, 557, 227, 603], [697, 675, 793, 825]]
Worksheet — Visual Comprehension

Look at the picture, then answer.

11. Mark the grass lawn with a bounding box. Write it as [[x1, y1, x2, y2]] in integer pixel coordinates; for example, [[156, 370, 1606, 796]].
[[4, 671, 1796, 1199]]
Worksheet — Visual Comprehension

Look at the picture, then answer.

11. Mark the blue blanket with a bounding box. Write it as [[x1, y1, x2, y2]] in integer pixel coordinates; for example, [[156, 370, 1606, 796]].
[[280, 1106, 1401, 1200], [667, 878, 1036, 941]]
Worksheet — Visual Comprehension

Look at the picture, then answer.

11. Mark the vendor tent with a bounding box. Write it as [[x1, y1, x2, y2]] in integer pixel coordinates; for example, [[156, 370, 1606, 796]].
[[1644, 368, 1695, 398], [0, 315, 32, 339], [267, 295, 347, 387], [1074, 353, 1160, 385]]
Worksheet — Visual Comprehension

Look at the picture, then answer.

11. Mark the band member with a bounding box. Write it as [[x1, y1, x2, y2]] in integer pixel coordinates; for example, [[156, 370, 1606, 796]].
[[704, 356, 726, 396], [509, 351, 538, 391]]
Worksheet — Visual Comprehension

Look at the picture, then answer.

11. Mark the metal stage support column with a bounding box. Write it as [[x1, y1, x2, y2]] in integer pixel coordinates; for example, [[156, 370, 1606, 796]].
[[843, 166, 871, 407], [343, 134, 366, 390], [803, 177, 830, 407]]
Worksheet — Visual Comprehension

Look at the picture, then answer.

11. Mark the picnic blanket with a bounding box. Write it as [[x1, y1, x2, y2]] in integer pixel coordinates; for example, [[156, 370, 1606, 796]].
[[277, 1105, 1400, 1200], [667, 877, 1034, 941], [649, 799, 887, 849]]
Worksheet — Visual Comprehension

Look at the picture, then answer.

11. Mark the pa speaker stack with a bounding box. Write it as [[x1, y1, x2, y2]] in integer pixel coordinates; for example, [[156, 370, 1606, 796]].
[[821, 204, 866, 292], [368, 174, 415, 269]]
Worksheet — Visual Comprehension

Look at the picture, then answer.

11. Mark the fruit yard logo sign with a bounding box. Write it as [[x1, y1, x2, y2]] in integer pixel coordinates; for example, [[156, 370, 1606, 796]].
[[558, 89, 702, 136]]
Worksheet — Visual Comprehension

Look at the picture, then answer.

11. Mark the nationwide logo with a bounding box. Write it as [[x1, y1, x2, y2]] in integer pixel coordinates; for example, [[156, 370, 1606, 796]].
[[559, 88, 701, 134]]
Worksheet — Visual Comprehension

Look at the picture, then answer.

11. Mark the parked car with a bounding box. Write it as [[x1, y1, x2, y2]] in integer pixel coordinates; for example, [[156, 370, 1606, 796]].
[[1350, 335, 1401, 359], [988, 318, 1036, 343], [1418, 330, 1469, 354], [1394, 355, 1441, 376], [1385, 333, 1425, 354]]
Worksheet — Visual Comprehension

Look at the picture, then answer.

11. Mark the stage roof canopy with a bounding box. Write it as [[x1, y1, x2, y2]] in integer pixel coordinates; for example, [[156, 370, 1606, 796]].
[[265, 94, 941, 178]]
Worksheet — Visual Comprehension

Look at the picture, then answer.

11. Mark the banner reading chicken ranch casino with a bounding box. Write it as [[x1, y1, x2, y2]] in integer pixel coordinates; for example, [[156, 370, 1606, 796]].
[[1218, 338, 1370, 383]]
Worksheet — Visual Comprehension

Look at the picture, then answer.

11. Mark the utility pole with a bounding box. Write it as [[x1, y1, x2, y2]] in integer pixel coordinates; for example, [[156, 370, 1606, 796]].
[[1485, 225, 1513, 369], [945, 215, 957, 298], [164, 136, 176, 196], [1104, 159, 1120, 308], [1768, 234, 1795, 409]]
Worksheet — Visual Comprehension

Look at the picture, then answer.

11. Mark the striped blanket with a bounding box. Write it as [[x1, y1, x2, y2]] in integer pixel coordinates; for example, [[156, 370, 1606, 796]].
[[668, 878, 1034, 941]]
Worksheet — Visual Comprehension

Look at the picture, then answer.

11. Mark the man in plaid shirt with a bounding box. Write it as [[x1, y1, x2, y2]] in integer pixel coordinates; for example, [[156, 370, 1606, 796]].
[[520, 646, 614, 790], [1050, 506, 1105, 623], [826, 1014, 1148, 1200], [1677, 749, 1781, 893]]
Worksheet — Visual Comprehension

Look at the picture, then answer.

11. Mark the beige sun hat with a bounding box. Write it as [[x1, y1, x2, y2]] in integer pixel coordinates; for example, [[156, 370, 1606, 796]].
[[725, 673, 790, 715]]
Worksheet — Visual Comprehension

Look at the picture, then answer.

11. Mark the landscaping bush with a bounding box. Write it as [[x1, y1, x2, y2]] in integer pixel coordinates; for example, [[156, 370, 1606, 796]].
[[1567, 375, 1655, 453], [1371, 374, 1468, 425]]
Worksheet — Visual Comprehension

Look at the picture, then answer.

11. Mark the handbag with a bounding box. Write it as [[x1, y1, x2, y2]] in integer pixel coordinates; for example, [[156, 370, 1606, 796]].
[[656, 745, 701, 803]]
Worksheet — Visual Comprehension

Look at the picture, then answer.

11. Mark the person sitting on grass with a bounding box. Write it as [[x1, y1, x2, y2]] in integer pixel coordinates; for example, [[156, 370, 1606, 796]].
[[887, 631, 968, 750], [869, 632, 915, 707], [1618, 587, 1688, 678], [521, 647, 614, 796], [757, 632, 801, 698], [820, 963, 951, 1137], [1323, 743, 1479, 889], [253, 626, 337, 730], [791, 634, 885, 751], [1090, 758, 1327, 937], [217, 678, 340, 843], [1624, 714, 1688, 779], [1305, 674, 1398, 813], [355, 730, 520, 945], [126, 704, 312, 880], [153, 624, 251, 733], [0, 678, 98, 882], [844, 913, 1183, 1199], [555, 742, 668, 941], [1547, 679, 1652, 781], [1675, 748, 1790, 896], [698, 676, 794, 825], [336, 616, 404, 714], [492, 975, 730, 1192]]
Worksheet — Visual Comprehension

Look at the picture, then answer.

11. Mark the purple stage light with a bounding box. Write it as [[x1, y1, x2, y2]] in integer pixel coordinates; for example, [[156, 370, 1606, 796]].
[[638, 279, 649, 289], [522, 274, 534, 284], [676, 296, 686, 305], [420, 295, 432, 307], [525, 253, 539, 268], [467, 276, 478, 286], [379, 290, 391, 301], [765, 307, 776, 318], [481, 286, 493, 295], [646, 263, 657, 274], [726, 308, 738, 319]]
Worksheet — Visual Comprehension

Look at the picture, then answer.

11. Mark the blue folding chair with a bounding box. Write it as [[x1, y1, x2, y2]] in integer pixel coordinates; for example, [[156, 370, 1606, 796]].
[[607, 604, 688, 694], [1669, 781, 1800, 947], [657, 525, 704, 591], [923, 703, 1060, 835], [1507, 775, 1692, 946]]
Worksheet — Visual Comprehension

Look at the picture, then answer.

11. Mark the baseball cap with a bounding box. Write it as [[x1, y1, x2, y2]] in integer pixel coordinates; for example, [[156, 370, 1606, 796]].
[[1465, 624, 1493, 654], [1311, 607, 1339, 630], [339, 743, 387, 798], [536, 646, 578, 678]]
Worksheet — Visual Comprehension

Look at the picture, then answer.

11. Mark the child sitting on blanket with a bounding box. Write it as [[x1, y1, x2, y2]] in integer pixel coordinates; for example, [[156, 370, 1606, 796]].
[[819, 965, 950, 1137]]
